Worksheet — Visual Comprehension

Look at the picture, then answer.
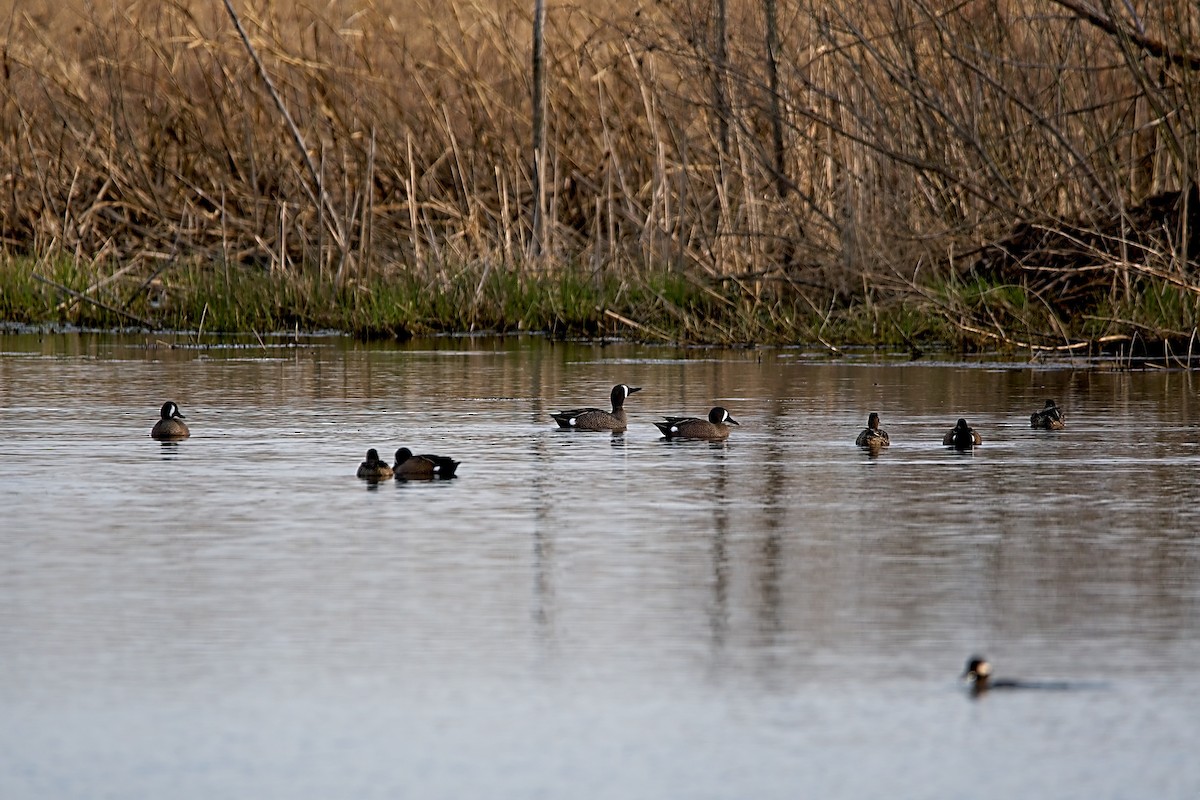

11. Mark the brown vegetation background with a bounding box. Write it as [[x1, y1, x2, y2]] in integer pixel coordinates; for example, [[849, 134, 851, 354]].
[[1, 0, 1198, 325]]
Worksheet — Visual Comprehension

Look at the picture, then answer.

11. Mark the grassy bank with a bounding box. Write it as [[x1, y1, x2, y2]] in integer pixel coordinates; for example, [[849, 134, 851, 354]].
[[0, 254, 953, 347], [11, 253, 1200, 361], [2, 2, 1200, 351]]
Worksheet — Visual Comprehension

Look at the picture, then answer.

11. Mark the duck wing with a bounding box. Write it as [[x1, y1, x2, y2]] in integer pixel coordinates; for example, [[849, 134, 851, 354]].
[[551, 407, 604, 426]]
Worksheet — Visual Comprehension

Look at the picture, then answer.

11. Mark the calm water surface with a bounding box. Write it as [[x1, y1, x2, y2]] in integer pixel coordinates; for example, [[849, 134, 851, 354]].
[[1, 331, 1198, 799]]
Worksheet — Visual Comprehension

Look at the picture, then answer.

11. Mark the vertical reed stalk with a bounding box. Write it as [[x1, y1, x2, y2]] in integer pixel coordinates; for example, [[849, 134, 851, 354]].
[[712, 0, 730, 155], [530, 0, 547, 258], [762, 0, 787, 197]]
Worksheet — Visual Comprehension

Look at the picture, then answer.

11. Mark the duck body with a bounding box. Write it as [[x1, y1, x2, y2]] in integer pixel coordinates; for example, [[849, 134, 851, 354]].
[[357, 448, 394, 480], [654, 406, 739, 440], [855, 412, 890, 447], [151, 401, 190, 440], [1030, 400, 1066, 430], [393, 447, 460, 480], [943, 418, 982, 449], [551, 384, 641, 432]]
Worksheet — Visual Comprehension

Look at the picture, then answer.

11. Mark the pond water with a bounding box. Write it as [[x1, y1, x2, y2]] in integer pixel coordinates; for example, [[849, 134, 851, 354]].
[[1, 331, 1198, 799]]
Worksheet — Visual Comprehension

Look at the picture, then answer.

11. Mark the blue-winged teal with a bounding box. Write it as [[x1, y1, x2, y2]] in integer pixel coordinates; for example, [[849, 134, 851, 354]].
[[943, 418, 982, 449], [855, 412, 890, 447], [1030, 399, 1066, 430], [150, 401, 190, 440], [654, 406, 739, 440], [962, 655, 1073, 696], [963, 656, 1002, 693], [357, 448, 394, 480], [393, 447, 460, 480], [551, 384, 642, 432]]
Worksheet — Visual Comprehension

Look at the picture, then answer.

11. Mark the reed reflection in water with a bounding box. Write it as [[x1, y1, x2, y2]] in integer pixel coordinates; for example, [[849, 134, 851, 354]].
[[0, 331, 1198, 799]]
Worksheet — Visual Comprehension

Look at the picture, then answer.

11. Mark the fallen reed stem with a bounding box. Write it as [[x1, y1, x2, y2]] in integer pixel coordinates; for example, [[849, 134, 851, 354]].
[[33, 272, 158, 329]]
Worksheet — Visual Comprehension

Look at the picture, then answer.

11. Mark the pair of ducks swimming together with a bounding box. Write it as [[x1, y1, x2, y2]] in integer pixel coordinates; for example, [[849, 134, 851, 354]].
[[357, 448, 460, 481], [854, 400, 1066, 450], [550, 383, 739, 440]]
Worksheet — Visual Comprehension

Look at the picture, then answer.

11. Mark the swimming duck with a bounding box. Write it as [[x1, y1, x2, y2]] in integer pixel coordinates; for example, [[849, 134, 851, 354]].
[[855, 412, 890, 447], [654, 406, 739, 440], [551, 384, 642, 432], [943, 418, 982, 449], [150, 401, 190, 440], [356, 448, 394, 480], [963, 656, 1005, 693], [962, 655, 1073, 696], [393, 447, 460, 480], [1030, 400, 1066, 430]]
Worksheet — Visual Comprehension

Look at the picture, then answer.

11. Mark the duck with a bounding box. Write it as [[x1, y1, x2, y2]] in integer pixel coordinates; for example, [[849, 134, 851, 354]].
[[943, 418, 982, 449], [393, 447, 460, 480], [150, 401, 190, 440], [654, 406, 739, 440], [855, 412, 890, 447], [962, 655, 1073, 696], [963, 656, 1008, 693], [1030, 399, 1066, 430], [356, 448, 394, 480], [551, 384, 642, 432]]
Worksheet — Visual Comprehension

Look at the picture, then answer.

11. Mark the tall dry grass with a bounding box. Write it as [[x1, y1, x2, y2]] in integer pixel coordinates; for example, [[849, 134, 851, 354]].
[[1, 0, 1198, 341]]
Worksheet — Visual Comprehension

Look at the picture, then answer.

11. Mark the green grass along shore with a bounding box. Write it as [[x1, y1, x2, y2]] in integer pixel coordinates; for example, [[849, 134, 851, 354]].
[[3, 255, 1200, 358], [0, 256, 949, 348]]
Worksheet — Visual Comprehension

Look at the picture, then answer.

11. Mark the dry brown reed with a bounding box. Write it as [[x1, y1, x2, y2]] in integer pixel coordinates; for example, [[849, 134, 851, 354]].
[[2, 0, 1199, 344]]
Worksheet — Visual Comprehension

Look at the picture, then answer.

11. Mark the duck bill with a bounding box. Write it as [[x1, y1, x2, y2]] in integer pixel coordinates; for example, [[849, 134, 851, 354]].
[[727, 417, 740, 425], [628, 386, 643, 394]]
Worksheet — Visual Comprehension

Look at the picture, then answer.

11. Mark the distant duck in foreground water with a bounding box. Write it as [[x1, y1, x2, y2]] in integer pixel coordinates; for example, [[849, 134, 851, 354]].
[[962, 656, 1010, 693], [150, 401, 190, 440], [855, 412, 890, 448], [551, 384, 642, 432], [393, 447, 460, 480], [943, 418, 982, 449], [356, 448, 394, 480], [1030, 399, 1066, 430], [962, 655, 1075, 696], [654, 406, 739, 441]]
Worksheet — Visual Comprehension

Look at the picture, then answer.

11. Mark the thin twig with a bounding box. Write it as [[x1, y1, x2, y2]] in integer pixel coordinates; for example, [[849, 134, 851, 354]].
[[34, 273, 158, 329], [602, 308, 675, 342]]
